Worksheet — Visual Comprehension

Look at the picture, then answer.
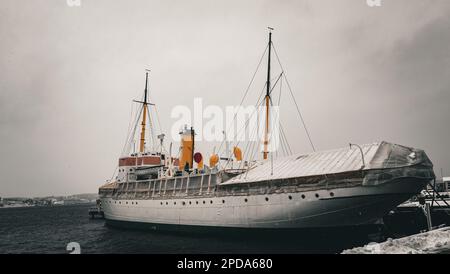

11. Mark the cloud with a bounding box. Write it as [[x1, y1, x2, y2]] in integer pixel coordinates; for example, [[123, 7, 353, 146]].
[[0, 0, 449, 196]]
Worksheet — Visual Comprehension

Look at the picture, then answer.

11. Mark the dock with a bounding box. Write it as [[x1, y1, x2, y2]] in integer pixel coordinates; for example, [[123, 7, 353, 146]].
[[88, 198, 104, 219], [88, 207, 104, 219]]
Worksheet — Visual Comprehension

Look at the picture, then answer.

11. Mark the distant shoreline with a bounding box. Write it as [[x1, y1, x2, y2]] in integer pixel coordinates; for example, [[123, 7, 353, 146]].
[[0, 202, 95, 209]]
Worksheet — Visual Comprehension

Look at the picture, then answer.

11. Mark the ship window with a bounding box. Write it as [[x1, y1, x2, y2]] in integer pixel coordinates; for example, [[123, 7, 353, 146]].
[[129, 169, 132, 172], [265, 197, 269, 202], [160, 202, 163, 205], [203, 201, 206, 204], [210, 200, 213, 204], [301, 195, 305, 199], [330, 192, 334, 197], [166, 202, 168, 205], [126, 202, 128, 204], [132, 202, 134, 205], [222, 200, 225, 204], [196, 201, 198, 204], [136, 202, 138, 205], [174, 202, 176, 205], [182, 201, 186, 205], [288, 195, 292, 200], [315, 193, 319, 198], [189, 201, 192, 205], [244, 198, 248, 202]]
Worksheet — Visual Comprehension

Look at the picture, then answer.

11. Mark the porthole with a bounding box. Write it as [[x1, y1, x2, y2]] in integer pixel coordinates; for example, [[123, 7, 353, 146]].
[[160, 202, 163, 205], [203, 201, 206, 204], [222, 200, 225, 204], [196, 201, 198, 204], [189, 201, 192, 205], [265, 197, 269, 202], [315, 193, 319, 198], [166, 202, 168, 205], [288, 195, 292, 200], [174, 202, 176, 205], [210, 200, 213, 204], [136, 202, 138, 205], [330, 192, 334, 197], [182, 201, 186, 205], [132, 202, 134, 205], [301, 194, 305, 199], [126, 202, 128, 204], [244, 198, 248, 202]]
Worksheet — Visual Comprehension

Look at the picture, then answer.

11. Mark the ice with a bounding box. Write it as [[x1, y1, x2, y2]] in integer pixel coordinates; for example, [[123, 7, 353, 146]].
[[342, 227, 450, 254]]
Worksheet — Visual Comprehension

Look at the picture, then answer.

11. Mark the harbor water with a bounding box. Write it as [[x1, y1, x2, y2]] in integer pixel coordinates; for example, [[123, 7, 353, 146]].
[[0, 204, 448, 254]]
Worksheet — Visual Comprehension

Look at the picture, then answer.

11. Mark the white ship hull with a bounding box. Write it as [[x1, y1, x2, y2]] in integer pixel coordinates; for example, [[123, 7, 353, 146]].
[[101, 178, 426, 230]]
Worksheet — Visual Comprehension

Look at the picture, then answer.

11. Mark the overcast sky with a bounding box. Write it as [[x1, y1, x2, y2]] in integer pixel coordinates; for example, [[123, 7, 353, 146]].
[[1, 0, 449, 197]]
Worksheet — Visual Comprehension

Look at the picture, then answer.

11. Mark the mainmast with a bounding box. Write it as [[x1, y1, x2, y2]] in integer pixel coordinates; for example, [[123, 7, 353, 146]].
[[263, 28, 273, 160]]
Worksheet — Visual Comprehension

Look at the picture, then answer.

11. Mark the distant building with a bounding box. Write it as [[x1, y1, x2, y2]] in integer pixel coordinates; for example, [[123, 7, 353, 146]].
[[53, 200, 64, 206], [430, 177, 450, 192], [443, 177, 450, 192]]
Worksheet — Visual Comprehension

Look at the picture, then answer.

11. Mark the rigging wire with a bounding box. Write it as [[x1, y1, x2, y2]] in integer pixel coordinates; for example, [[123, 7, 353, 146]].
[[128, 104, 144, 154], [239, 97, 264, 170], [272, 43, 316, 152], [148, 94, 164, 135], [217, 43, 269, 155], [109, 102, 142, 183], [227, 71, 285, 167], [275, 75, 283, 158], [120, 101, 137, 156], [224, 81, 267, 169], [269, 97, 290, 157], [280, 123, 293, 155], [146, 104, 157, 151]]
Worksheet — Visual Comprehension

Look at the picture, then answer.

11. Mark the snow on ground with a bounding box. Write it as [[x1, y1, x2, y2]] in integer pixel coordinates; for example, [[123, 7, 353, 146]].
[[342, 227, 450, 254]]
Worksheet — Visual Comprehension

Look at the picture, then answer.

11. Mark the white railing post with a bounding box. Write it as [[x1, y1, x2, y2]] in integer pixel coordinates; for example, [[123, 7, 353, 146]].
[[173, 178, 177, 195], [186, 176, 190, 194], [199, 174, 204, 195], [207, 173, 212, 194]]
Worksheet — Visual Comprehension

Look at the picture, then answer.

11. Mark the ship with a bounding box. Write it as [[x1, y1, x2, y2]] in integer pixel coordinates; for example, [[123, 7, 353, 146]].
[[98, 30, 435, 231]]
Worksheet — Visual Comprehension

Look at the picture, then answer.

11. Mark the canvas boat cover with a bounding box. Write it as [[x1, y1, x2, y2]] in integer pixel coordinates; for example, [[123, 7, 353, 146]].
[[221, 141, 433, 185]]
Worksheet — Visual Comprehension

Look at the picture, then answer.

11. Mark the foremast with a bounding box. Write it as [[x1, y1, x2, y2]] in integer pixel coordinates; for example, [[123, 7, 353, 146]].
[[134, 70, 154, 153]]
